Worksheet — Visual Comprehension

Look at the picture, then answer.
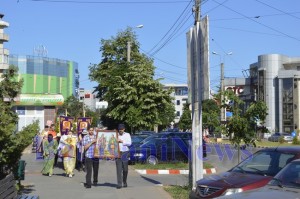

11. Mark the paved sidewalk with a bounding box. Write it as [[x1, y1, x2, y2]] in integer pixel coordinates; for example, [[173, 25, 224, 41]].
[[20, 152, 173, 199]]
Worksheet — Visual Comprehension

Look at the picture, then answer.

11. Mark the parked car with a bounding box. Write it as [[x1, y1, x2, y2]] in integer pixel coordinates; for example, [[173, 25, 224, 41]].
[[129, 132, 206, 165], [216, 159, 300, 198], [131, 134, 150, 147], [189, 146, 300, 198], [135, 130, 156, 135], [267, 132, 293, 142]]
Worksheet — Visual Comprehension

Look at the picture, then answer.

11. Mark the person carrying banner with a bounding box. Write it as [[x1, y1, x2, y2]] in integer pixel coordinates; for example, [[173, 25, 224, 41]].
[[82, 127, 99, 188], [76, 129, 87, 172], [41, 134, 58, 177], [60, 131, 78, 177], [115, 123, 132, 189]]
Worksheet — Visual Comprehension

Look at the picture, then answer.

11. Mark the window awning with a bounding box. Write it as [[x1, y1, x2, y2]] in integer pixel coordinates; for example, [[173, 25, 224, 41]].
[[14, 94, 64, 106]]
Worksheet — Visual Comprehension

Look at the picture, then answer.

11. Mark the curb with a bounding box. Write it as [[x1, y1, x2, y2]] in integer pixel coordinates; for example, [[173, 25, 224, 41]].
[[135, 168, 216, 175]]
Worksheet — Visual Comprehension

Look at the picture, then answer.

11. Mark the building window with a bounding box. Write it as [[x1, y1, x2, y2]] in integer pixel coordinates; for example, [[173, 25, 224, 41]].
[[16, 107, 25, 115], [176, 111, 180, 117], [85, 94, 90, 98], [177, 100, 180, 105]]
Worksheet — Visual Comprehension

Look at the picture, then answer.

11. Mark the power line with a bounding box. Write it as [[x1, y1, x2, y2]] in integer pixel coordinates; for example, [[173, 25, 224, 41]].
[[211, 12, 300, 21], [254, 0, 300, 21], [147, 0, 193, 55], [211, 0, 300, 43], [141, 48, 186, 69], [211, 25, 283, 37]]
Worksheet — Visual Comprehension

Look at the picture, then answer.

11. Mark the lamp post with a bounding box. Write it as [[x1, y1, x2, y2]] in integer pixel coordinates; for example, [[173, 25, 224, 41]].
[[127, 24, 143, 62], [212, 51, 232, 122]]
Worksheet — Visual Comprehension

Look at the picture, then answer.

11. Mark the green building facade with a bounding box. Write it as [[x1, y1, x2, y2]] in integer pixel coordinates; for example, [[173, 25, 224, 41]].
[[10, 55, 79, 99], [9, 55, 79, 131]]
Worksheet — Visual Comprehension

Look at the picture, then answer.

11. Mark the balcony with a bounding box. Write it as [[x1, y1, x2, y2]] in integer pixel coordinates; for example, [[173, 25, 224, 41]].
[[0, 33, 9, 42], [0, 48, 9, 56], [0, 62, 9, 70]]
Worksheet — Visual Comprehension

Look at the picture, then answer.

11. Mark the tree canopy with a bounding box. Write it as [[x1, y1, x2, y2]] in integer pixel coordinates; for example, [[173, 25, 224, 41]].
[[89, 28, 175, 131], [0, 66, 40, 179], [221, 90, 268, 146]]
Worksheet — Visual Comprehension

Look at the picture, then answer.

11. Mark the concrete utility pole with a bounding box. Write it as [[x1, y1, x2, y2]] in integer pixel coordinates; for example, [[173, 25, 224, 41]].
[[187, 0, 210, 190], [221, 62, 225, 122], [127, 25, 143, 62], [127, 41, 131, 62], [194, 0, 201, 25]]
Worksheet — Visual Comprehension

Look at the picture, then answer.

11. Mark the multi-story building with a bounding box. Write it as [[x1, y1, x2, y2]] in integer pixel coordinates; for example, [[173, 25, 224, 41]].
[[79, 88, 97, 111], [163, 84, 188, 123], [225, 54, 300, 137], [0, 14, 9, 79], [9, 55, 79, 131]]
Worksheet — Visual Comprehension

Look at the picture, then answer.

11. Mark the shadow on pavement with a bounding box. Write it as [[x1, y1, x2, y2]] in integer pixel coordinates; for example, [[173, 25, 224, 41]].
[[20, 184, 36, 194], [140, 176, 162, 185]]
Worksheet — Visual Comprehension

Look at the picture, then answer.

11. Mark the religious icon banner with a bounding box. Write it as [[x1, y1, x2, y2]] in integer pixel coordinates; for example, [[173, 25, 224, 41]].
[[60, 136, 77, 158], [94, 130, 120, 159], [77, 117, 92, 135], [59, 116, 74, 135]]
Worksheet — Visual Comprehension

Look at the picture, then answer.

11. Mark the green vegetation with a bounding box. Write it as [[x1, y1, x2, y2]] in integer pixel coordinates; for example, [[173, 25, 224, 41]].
[[132, 162, 213, 170], [164, 185, 190, 199], [89, 28, 175, 131], [0, 66, 40, 180], [292, 137, 300, 145]]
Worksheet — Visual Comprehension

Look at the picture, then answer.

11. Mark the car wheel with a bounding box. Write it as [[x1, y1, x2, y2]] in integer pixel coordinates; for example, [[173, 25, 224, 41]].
[[146, 155, 158, 165]]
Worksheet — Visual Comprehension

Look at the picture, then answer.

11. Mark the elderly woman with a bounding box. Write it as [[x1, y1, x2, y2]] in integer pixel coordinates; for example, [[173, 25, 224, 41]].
[[60, 131, 78, 177]]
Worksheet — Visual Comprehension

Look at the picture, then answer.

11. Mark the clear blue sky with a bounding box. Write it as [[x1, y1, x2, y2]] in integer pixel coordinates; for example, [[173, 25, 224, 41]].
[[2, 0, 300, 92]]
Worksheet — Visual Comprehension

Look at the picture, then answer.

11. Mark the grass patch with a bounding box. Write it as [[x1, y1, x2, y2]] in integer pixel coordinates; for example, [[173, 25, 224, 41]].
[[132, 162, 213, 170], [164, 185, 190, 199]]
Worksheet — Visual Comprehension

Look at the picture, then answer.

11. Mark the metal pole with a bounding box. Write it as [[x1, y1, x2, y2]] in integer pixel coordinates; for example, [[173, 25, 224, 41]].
[[127, 41, 131, 62], [221, 62, 225, 122]]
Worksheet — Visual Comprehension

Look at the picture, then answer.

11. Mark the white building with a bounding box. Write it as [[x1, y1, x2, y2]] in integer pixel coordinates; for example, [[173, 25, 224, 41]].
[[79, 88, 97, 111], [0, 14, 9, 79], [163, 84, 188, 123]]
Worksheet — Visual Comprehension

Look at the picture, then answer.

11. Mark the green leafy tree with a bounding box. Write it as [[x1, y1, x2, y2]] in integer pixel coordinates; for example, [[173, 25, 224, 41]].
[[221, 90, 268, 147], [178, 103, 192, 131], [57, 95, 84, 120], [85, 108, 100, 127], [0, 66, 40, 179], [89, 28, 175, 131], [202, 99, 220, 133]]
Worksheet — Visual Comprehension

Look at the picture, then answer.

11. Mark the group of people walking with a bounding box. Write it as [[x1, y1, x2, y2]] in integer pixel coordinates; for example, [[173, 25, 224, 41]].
[[39, 123, 132, 189]]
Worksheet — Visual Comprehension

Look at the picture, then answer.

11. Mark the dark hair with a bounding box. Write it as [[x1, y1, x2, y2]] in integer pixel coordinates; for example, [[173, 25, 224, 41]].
[[48, 134, 53, 138]]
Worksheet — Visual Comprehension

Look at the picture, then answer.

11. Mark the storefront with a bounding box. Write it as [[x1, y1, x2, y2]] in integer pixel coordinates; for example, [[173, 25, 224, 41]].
[[13, 94, 64, 131]]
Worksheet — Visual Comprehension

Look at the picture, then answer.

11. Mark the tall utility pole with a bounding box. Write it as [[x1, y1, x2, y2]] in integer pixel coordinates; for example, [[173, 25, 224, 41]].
[[127, 25, 143, 62], [127, 41, 131, 62], [187, 0, 209, 191], [194, 0, 201, 25], [221, 62, 225, 122]]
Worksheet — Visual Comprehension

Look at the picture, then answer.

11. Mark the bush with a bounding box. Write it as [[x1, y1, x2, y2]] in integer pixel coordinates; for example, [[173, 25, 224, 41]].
[[292, 137, 300, 145], [279, 136, 285, 144]]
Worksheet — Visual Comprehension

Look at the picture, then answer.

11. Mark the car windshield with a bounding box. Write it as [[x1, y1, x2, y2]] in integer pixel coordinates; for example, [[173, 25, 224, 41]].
[[131, 136, 145, 143], [231, 150, 295, 176], [269, 161, 300, 189]]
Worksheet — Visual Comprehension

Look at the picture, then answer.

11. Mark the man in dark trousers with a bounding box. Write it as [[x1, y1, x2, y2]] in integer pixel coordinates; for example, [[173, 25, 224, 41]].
[[115, 123, 132, 189], [82, 127, 99, 188]]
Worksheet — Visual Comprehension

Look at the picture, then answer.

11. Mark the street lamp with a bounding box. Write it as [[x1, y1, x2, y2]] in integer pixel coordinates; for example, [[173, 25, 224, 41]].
[[212, 51, 233, 122], [127, 25, 144, 62]]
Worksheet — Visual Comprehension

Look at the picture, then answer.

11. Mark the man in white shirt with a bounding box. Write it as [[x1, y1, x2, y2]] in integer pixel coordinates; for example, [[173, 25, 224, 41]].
[[115, 123, 132, 189]]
